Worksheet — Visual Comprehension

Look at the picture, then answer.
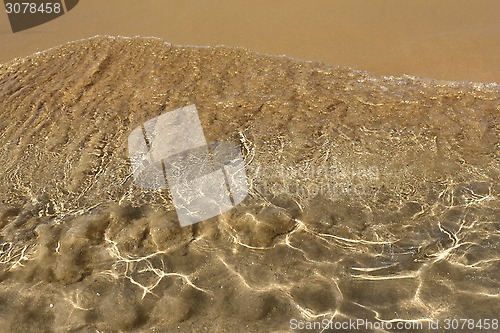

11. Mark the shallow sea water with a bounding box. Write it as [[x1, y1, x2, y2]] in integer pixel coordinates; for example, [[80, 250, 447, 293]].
[[0, 36, 498, 332]]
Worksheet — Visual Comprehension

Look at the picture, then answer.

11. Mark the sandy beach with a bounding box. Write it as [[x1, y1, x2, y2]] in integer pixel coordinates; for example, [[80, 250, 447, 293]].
[[0, 2, 499, 332], [0, 35, 498, 332]]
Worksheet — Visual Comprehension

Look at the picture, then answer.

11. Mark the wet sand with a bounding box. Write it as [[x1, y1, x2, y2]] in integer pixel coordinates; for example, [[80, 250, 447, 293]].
[[1, 0, 500, 83], [0, 36, 498, 332]]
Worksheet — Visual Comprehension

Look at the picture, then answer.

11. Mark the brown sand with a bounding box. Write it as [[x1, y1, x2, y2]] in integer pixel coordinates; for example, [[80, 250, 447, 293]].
[[1, 0, 500, 83], [0, 36, 498, 332]]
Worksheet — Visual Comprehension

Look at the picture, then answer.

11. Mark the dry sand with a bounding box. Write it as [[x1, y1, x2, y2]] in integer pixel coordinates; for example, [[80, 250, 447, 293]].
[[1, 0, 500, 83], [0, 36, 498, 332]]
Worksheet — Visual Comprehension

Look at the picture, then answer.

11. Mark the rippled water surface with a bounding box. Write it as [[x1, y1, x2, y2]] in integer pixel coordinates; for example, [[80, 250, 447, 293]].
[[0, 36, 498, 332]]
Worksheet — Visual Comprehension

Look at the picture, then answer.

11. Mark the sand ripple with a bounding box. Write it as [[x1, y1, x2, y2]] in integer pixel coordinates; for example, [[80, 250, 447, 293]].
[[0, 36, 498, 332]]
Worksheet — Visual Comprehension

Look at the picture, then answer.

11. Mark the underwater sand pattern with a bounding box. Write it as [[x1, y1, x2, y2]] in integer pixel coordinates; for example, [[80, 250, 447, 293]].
[[0, 36, 498, 332]]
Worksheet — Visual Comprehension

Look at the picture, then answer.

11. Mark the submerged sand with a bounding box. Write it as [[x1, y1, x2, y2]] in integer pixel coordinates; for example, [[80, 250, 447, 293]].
[[0, 36, 498, 332]]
